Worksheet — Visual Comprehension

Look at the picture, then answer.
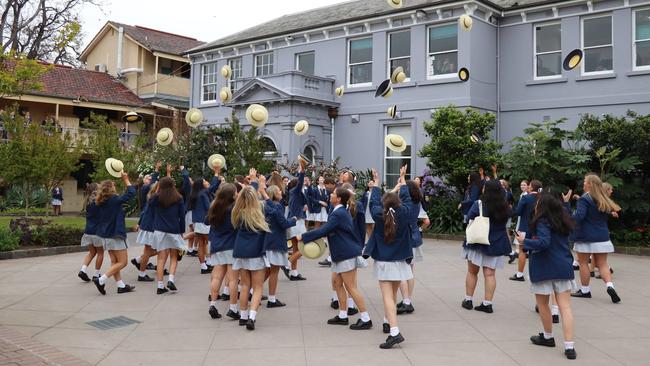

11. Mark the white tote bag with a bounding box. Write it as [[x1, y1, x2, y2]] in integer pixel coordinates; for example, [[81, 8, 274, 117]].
[[465, 200, 490, 245]]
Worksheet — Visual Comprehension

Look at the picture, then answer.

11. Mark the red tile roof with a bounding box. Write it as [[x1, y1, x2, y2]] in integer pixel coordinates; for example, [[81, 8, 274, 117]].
[[109, 22, 205, 56]]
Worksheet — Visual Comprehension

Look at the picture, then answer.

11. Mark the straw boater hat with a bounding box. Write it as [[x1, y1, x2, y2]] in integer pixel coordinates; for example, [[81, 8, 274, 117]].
[[105, 158, 124, 178], [221, 65, 232, 79], [387, 105, 398, 119], [219, 87, 232, 103], [207, 154, 226, 170], [294, 120, 309, 136], [299, 237, 327, 259], [335, 85, 345, 98], [245, 104, 268, 127], [297, 153, 311, 169], [470, 132, 482, 144], [185, 108, 203, 128], [375, 79, 393, 98], [459, 14, 473, 31], [458, 67, 470, 82], [386, 0, 403, 9], [384, 134, 407, 153], [390, 66, 407, 84], [156, 128, 174, 146], [563, 49, 583, 71]]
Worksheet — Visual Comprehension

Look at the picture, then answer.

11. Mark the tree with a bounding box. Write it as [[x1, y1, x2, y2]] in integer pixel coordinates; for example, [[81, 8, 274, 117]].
[[0, 51, 50, 98], [419, 105, 502, 192]]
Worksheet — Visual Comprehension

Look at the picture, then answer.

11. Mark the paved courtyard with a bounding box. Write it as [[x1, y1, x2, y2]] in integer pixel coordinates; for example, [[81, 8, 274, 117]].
[[1, 236, 649, 366]]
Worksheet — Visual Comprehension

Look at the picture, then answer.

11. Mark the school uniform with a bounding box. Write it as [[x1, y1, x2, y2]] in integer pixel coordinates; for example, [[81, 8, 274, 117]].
[[264, 200, 297, 267], [232, 206, 268, 271], [363, 191, 374, 224], [287, 172, 307, 238], [313, 186, 329, 222], [192, 177, 221, 235], [181, 169, 193, 232], [524, 221, 576, 294], [304, 185, 315, 222], [405, 191, 425, 262], [352, 197, 367, 246], [81, 201, 103, 247], [51, 187, 63, 207], [301, 204, 365, 273], [207, 207, 237, 265], [462, 201, 512, 269], [150, 196, 186, 250], [363, 186, 413, 281], [514, 192, 538, 243], [135, 198, 155, 246], [571, 193, 614, 254], [461, 185, 481, 223], [96, 186, 136, 251], [140, 172, 159, 207]]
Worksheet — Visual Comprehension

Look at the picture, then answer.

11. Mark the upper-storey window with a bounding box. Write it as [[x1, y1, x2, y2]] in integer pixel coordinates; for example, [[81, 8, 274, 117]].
[[201, 62, 218, 103], [534, 23, 562, 78], [255, 52, 274, 76], [296, 51, 315, 75], [582, 15, 613, 74], [634, 8, 650, 70], [228, 57, 242, 92], [348, 37, 373, 86], [427, 24, 457, 78], [388, 30, 410, 80]]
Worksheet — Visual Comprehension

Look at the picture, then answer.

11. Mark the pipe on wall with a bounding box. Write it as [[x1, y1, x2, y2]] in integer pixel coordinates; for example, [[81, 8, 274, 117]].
[[117, 26, 124, 73]]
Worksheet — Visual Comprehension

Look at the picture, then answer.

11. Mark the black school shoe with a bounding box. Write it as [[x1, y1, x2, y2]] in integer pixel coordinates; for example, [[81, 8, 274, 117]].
[[138, 274, 154, 282], [327, 315, 349, 325], [267, 299, 286, 308], [238, 318, 248, 326], [565, 348, 577, 360], [571, 290, 592, 298], [187, 251, 198, 257], [167, 281, 177, 291], [130, 258, 140, 271], [289, 274, 307, 281], [396, 302, 414, 315], [383, 322, 390, 334], [607, 287, 621, 303], [573, 264, 580, 271], [590, 271, 595, 278], [461, 299, 473, 310], [209, 305, 221, 319], [281, 266, 291, 280], [508, 253, 517, 264], [146, 262, 156, 270], [157, 287, 169, 295], [553, 314, 559, 324], [117, 284, 135, 294], [246, 318, 255, 330], [349, 319, 373, 330], [226, 310, 240, 320], [201, 267, 213, 274], [92, 277, 106, 295], [509, 274, 525, 282], [318, 258, 332, 267], [78, 271, 90, 282], [219, 293, 230, 301], [330, 299, 339, 309], [379, 333, 405, 349], [530, 333, 556, 347], [474, 303, 493, 313]]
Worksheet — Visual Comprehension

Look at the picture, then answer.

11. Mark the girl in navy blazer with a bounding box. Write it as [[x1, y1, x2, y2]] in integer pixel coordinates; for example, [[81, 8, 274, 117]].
[[181, 167, 197, 257], [459, 173, 481, 224], [516, 192, 577, 360], [285, 164, 307, 281], [78, 183, 104, 283], [510, 180, 542, 281], [568, 174, 621, 303], [232, 171, 270, 331], [149, 177, 186, 294], [313, 176, 330, 228], [462, 179, 512, 313], [298, 187, 373, 331], [92, 172, 136, 295], [188, 167, 222, 274]]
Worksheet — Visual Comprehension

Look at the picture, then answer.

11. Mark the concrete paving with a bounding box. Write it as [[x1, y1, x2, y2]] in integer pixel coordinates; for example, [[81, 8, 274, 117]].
[[1, 235, 649, 366]]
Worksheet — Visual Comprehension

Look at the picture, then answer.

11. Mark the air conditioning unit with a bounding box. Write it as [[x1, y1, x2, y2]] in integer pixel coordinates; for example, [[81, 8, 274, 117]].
[[94, 64, 107, 73]]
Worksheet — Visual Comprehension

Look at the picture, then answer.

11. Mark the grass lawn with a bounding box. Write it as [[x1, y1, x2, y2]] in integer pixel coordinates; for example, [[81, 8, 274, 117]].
[[0, 215, 87, 229]]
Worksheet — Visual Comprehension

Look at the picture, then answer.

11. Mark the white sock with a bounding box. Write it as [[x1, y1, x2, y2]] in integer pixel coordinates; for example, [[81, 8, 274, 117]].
[[268, 295, 276, 303], [509, 251, 516, 255], [606, 282, 614, 288], [403, 298, 412, 306], [157, 281, 164, 289], [331, 291, 338, 301], [116, 280, 125, 288], [338, 310, 348, 319], [347, 297, 355, 309], [98, 275, 107, 285], [223, 287, 230, 295], [551, 305, 559, 316], [464, 295, 473, 301], [139, 271, 146, 277], [564, 341, 575, 350], [482, 300, 492, 306], [290, 270, 298, 277], [390, 327, 399, 337], [543, 331, 553, 339], [572, 260, 578, 266], [209, 301, 216, 307], [383, 317, 388, 323], [249, 310, 257, 320], [134, 257, 141, 264], [229, 304, 238, 312], [169, 275, 175, 283], [581, 285, 591, 293], [516, 272, 524, 278], [94, 269, 101, 276], [80, 265, 88, 273], [327, 255, 331, 261], [249, 288, 254, 295], [200, 262, 208, 270], [240, 310, 249, 320], [360, 312, 370, 322]]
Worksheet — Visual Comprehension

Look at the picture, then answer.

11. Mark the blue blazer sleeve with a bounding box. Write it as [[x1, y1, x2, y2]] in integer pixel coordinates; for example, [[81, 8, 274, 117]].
[[399, 185, 412, 206], [302, 211, 339, 243], [514, 195, 526, 216], [571, 197, 588, 224], [523, 222, 551, 252], [182, 170, 191, 197], [208, 176, 221, 194], [369, 187, 383, 221], [274, 208, 297, 230], [291, 172, 304, 195], [118, 185, 136, 204], [467, 201, 480, 221], [151, 172, 159, 184], [178, 200, 186, 234]]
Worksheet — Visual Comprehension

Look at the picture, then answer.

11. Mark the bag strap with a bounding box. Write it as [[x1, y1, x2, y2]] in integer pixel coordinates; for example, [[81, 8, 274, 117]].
[[478, 200, 483, 217]]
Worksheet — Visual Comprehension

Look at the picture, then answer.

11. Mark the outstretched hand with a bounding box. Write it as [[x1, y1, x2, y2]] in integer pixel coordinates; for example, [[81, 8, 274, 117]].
[[562, 189, 573, 203]]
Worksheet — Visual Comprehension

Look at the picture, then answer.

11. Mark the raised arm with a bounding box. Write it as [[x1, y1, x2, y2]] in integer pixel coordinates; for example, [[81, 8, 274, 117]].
[[118, 173, 136, 203], [369, 186, 383, 221], [571, 196, 588, 224]]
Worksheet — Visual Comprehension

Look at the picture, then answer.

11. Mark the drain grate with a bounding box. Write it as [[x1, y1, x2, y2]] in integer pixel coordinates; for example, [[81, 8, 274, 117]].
[[86, 316, 141, 330]]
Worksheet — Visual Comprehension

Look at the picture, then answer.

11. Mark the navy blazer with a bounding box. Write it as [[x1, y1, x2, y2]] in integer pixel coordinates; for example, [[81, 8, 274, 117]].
[[192, 177, 221, 223], [84, 202, 100, 235], [150, 196, 185, 234], [208, 207, 237, 253], [52, 187, 63, 200], [404, 188, 424, 249], [232, 222, 267, 259], [313, 186, 329, 211], [264, 200, 296, 252], [515, 192, 538, 236], [287, 172, 307, 219], [96, 186, 136, 239], [181, 169, 191, 211], [524, 221, 574, 283], [138, 198, 155, 231], [363, 186, 413, 262], [461, 185, 481, 216], [139, 172, 159, 209], [352, 199, 366, 245], [464, 201, 512, 257], [302, 205, 361, 263], [571, 193, 611, 243]]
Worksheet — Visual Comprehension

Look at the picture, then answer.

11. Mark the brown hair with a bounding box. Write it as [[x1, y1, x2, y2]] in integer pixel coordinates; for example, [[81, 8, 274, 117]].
[[268, 172, 284, 192], [156, 177, 182, 208], [382, 192, 401, 243], [334, 187, 351, 207], [85, 183, 99, 208], [340, 183, 357, 217], [96, 180, 116, 206], [208, 183, 237, 226], [529, 179, 543, 192]]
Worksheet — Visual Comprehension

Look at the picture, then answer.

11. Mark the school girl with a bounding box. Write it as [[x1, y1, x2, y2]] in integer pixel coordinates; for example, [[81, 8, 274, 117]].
[[459, 173, 481, 224], [303, 175, 315, 225], [206, 183, 241, 320], [569, 174, 621, 303], [188, 168, 222, 274], [510, 180, 542, 281], [284, 166, 308, 281], [313, 176, 330, 229], [182, 167, 198, 257], [462, 180, 512, 313], [149, 177, 186, 294], [78, 183, 104, 283], [92, 173, 136, 295], [516, 192, 577, 360], [298, 187, 372, 330], [232, 171, 270, 330], [363, 180, 375, 242]]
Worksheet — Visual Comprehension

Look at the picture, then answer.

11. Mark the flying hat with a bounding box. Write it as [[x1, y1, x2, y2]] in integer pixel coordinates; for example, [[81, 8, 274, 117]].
[[335, 85, 345, 98], [297, 153, 311, 170], [387, 105, 398, 119], [156, 128, 174, 146], [221, 64, 232, 79], [219, 87, 232, 103], [185, 108, 203, 128], [122, 111, 142, 123], [375, 79, 393, 98], [245, 104, 268, 127], [298, 237, 327, 259], [390, 66, 407, 84], [287, 239, 293, 248], [294, 120, 309, 136], [458, 67, 470, 82], [459, 14, 473, 31], [386, 0, 403, 9], [470, 132, 483, 144], [563, 49, 583, 71], [104, 158, 124, 178], [207, 154, 226, 170], [384, 134, 407, 153]]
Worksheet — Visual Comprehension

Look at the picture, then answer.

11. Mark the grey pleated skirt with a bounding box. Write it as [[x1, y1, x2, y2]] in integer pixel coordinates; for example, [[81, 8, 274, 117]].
[[573, 240, 614, 254], [266, 250, 289, 267], [135, 230, 154, 246], [193, 222, 210, 235], [462, 247, 505, 269], [233, 256, 268, 271], [210, 249, 234, 265], [331, 256, 368, 273], [373, 260, 413, 281], [81, 234, 103, 248], [412, 246, 424, 262], [152, 231, 185, 251], [103, 237, 128, 251], [530, 279, 577, 295], [287, 219, 307, 239]]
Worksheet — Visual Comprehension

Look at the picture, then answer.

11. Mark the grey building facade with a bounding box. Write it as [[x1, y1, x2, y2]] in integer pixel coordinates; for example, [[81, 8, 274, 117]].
[[186, 0, 650, 186]]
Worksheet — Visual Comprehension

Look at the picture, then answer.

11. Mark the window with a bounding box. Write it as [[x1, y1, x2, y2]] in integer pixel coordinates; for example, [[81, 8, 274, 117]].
[[201, 62, 218, 103], [427, 24, 457, 78], [384, 125, 411, 187], [348, 37, 373, 86], [388, 30, 410, 80], [582, 15, 613, 74], [255, 52, 274, 76], [228, 57, 242, 92], [303, 145, 316, 162], [261, 137, 278, 157], [634, 8, 650, 70], [159, 58, 191, 78], [296, 52, 315, 75], [534, 23, 562, 78]]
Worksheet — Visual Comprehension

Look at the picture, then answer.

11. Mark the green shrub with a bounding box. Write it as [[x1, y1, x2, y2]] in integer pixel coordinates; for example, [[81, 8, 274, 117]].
[[32, 225, 84, 247], [3, 185, 49, 209], [426, 197, 465, 234], [0, 226, 20, 252], [611, 226, 650, 247]]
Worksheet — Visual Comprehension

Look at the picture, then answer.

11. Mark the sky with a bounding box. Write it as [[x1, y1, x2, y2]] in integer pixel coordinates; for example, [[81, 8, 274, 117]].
[[79, 0, 348, 48]]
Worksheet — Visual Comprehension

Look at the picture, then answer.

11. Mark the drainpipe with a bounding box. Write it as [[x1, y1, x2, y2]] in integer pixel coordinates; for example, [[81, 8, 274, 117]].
[[496, 18, 501, 143], [327, 107, 338, 163], [116, 26, 124, 74]]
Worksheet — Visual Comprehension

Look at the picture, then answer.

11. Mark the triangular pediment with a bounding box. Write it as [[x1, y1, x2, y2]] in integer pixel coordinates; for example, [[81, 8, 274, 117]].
[[230, 78, 291, 104]]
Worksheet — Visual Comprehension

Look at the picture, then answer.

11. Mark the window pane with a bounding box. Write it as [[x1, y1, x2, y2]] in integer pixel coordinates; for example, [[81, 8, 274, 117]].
[[386, 158, 411, 187], [584, 17, 612, 47], [428, 51, 457, 75], [297, 53, 315, 75], [428, 24, 457, 53], [229, 58, 242, 79], [350, 38, 372, 63], [535, 24, 561, 53], [584, 46, 613, 72], [390, 58, 410, 78], [303, 146, 315, 161], [390, 31, 410, 58], [536, 52, 561, 77], [350, 63, 372, 84], [636, 40, 650, 67], [636, 9, 650, 40]]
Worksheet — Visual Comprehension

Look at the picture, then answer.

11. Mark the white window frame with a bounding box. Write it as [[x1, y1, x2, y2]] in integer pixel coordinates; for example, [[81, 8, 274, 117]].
[[200, 62, 218, 104], [255, 52, 274, 77], [426, 23, 458, 80], [228, 57, 243, 92], [387, 30, 411, 82], [383, 124, 412, 187], [581, 14, 614, 76], [347, 36, 373, 88], [295, 51, 316, 74], [633, 7, 650, 71], [533, 22, 562, 80]]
